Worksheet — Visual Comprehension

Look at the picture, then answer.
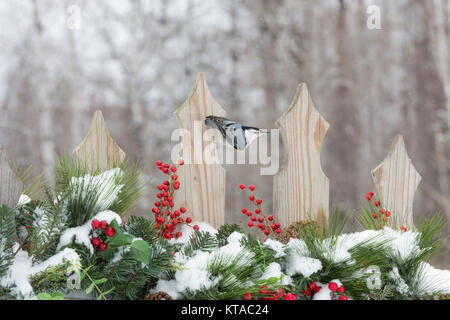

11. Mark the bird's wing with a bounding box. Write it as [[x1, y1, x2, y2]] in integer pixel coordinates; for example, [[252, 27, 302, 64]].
[[228, 124, 247, 150]]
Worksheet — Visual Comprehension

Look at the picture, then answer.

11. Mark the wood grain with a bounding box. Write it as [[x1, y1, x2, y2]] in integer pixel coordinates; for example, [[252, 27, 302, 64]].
[[371, 135, 421, 229], [273, 83, 330, 227], [0, 144, 24, 207], [72, 110, 125, 172], [173, 73, 226, 228]]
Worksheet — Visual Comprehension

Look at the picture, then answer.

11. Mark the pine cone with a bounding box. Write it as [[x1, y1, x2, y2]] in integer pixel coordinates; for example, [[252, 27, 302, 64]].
[[144, 291, 174, 300], [275, 220, 319, 244]]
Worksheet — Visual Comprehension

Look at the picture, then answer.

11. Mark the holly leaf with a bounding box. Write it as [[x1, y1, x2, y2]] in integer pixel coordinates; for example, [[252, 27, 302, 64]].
[[107, 219, 133, 248], [130, 240, 150, 264], [37, 292, 64, 300]]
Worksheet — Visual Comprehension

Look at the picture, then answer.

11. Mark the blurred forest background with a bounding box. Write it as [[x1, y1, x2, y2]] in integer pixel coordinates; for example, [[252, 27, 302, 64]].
[[1, 0, 450, 267]]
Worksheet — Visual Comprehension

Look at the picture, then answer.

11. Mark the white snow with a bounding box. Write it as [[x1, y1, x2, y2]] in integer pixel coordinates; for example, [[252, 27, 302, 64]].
[[57, 210, 122, 255], [227, 231, 244, 244], [0, 245, 34, 299], [69, 168, 124, 213], [263, 239, 287, 258], [389, 267, 410, 295], [415, 262, 450, 295], [287, 238, 310, 256], [286, 255, 322, 278], [260, 262, 292, 285], [17, 194, 31, 206], [0, 245, 80, 299], [30, 248, 81, 275]]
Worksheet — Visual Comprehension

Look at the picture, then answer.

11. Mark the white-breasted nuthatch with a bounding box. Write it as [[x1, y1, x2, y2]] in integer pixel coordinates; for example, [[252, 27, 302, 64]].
[[205, 115, 267, 150]]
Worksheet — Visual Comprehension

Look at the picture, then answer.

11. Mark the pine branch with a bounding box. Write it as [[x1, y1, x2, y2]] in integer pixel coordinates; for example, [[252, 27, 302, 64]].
[[0, 205, 17, 277]]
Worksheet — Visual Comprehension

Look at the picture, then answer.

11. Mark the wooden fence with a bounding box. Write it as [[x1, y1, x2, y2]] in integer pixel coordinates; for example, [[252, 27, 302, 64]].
[[0, 72, 421, 230]]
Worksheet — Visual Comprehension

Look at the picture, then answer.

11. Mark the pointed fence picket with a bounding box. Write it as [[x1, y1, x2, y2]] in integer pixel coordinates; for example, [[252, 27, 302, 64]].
[[0, 74, 423, 230], [72, 110, 125, 172]]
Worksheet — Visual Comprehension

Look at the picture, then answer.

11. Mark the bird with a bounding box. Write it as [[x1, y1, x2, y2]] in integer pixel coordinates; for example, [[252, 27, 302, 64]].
[[204, 115, 267, 150]]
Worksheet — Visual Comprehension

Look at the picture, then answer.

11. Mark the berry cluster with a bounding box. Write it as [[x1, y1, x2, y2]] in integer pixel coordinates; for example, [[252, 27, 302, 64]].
[[90, 219, 115, 251], [328, 281, 347, 300], [239, 184, 281, 240], [153, 159, 198, 240], [365, 191, 406, 232], [242, 287, 297, 300], [303, 281, 322, 297]]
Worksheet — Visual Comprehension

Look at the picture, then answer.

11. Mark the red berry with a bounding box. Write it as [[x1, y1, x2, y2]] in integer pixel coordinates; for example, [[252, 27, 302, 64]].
[[170, 166, 177, 172], [186, 218, 192, 223], [264, 229, 270, 236], [256, 199, 262, 204], [328, 282, 338, 292], [372, 213, 377, 219], [100, 220, 108, 230], [152, 207, 160, 214], [385, 211, 391, 217], [172, 174, 178, 180], [193, 225, 199, 231], [106, 227, 115, 237], [248, 222, 254, 227], [275, 222, 281, 228], [308, 282, 317, 291], [243, 293, 252, 300], [158, 184, 163, 190], [249, 185, 255, 191], [249, 195, 255, 201], [255, 209, 261, 214], [162, 168, 169, 174], [268, 215, 274, 222], [91, 219, 100, 229], [401, 227, 407, 232], [314, 286, 322, 293], [178, 159, 184, 165], [284, 293, 297, 300], [258, 217, 264, 223], [337, 285, 345, 293], [338, 295, 348, 300], [366, 194, 372, 201], [241, 208, 247, 214], [180, 207, 186, 213], [239, 184, 246, 190], [176, 232, 182, 238], [303, 289, 311, 297], [99, 242, 107, 251], [251, 216, 256, 221], [374, 201, 380, 207], [276, 229, 281, 234], [91, 237, 101, 247], [156, 161, 162, 166]]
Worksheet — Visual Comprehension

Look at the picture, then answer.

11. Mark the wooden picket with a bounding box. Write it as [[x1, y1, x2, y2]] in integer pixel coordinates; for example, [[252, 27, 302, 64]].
[[72, 110, 126, 172], [173, 72, 227, 228], [0, 144, 23, 207], [371, 135, 421, 229], [273, 84, 330, 228], [0, 75, 425, 230]]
